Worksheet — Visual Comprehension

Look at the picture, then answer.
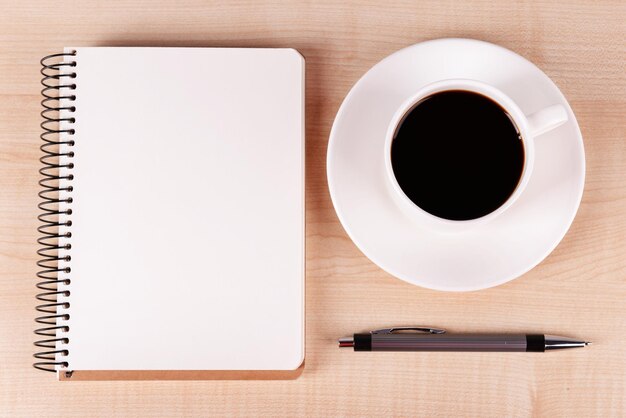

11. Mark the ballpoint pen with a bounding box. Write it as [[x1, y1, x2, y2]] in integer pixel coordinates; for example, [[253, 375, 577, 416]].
[[338, 326, 591, 352]]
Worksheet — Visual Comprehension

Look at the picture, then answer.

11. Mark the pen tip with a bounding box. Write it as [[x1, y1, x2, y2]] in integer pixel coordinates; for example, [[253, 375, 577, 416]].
[[585, 341, 592, 346]]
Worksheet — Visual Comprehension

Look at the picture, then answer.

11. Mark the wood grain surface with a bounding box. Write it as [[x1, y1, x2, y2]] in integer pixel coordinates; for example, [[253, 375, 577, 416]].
[[1, 0, 624, 416]]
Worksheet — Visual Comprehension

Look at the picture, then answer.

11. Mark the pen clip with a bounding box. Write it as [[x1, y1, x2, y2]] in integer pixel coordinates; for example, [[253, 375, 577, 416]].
[[371, 326, 446, 335]]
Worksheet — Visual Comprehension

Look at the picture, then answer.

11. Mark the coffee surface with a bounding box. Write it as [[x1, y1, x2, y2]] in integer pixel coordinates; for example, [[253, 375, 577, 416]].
[[391, 90, 524, 221]]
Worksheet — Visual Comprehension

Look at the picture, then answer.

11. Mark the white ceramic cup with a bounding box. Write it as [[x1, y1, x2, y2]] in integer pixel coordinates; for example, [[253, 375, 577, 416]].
[[384, 79, 568, 232]]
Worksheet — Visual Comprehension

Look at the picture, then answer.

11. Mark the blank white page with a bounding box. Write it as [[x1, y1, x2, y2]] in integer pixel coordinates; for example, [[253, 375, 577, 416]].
[[56, 47, 304, 371]]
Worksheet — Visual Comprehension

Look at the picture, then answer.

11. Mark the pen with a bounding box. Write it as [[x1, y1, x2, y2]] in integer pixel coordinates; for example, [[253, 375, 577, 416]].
[[338, 326, 591, 352]]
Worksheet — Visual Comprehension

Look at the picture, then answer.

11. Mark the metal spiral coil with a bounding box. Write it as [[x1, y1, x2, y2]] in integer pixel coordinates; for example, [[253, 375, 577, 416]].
[[35, 51, 77, 373]]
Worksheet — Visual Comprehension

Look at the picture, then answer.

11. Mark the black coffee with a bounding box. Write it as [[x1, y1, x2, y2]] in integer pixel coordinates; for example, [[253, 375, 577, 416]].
[[390, 90, 524, 221]]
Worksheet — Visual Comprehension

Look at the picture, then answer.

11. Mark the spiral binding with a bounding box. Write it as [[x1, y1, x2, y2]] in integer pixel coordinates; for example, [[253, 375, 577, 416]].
[[34, 51, 77, 373]]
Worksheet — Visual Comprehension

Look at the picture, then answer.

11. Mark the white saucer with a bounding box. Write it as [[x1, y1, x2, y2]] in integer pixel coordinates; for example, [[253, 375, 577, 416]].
[[327, 38, 585, 291]]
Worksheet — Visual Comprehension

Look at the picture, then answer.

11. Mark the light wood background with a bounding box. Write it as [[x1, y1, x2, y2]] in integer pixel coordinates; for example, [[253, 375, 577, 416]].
[[1, 0, 624, 416]]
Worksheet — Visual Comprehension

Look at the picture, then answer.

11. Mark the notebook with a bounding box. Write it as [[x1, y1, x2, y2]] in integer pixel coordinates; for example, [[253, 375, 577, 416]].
[[36, 47, 305, 380]]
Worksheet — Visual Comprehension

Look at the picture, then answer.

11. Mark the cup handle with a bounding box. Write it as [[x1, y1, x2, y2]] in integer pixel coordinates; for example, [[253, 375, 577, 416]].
[[526, 104, 568, 137]]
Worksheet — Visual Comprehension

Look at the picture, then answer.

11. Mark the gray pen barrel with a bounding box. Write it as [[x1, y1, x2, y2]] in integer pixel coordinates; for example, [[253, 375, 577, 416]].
[[368, 333, 529, 352]]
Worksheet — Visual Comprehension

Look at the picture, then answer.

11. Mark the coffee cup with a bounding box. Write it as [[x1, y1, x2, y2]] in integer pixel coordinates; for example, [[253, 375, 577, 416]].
[[384, 79, 568, 232]]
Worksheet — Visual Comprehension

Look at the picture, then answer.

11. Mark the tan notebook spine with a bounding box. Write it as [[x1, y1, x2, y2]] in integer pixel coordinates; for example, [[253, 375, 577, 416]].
[[59, 366, 305, 381], [34, 51, 77, 376]]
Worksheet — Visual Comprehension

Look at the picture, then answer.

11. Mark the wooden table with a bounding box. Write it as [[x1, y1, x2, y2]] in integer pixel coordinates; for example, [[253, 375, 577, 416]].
[[1, 0, 624, 416]]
